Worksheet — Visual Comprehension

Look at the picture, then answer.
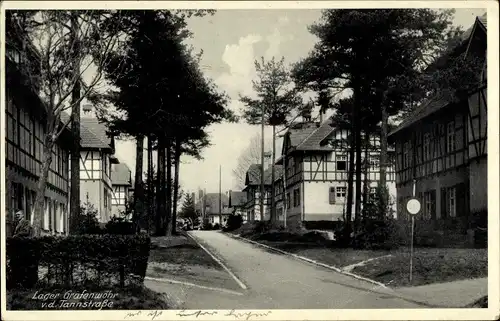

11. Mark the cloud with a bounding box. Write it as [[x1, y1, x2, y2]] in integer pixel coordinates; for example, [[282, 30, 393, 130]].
[[216, 34, 262, 99]]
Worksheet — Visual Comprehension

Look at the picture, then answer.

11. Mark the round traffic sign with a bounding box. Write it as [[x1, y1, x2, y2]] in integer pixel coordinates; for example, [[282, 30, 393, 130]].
[[406, 198, 421, 215]]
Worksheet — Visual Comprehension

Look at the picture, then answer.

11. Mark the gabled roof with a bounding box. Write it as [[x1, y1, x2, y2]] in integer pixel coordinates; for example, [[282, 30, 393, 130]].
[[111, 163, 132, 186], [244, 164, 283, 186], [229, 191, 247, 208], [282, 120, 336, 153], [80, 118, 114, 150], [389, 15, 487, 138], [60, 113, 115, 151]]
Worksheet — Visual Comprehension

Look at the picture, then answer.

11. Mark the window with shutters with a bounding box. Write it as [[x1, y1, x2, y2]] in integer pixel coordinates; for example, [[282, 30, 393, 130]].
[[286, 192, 291, 209], [336, 186, 346, 198], [329, 187, 336, 204], [447, 187, 456, 217]]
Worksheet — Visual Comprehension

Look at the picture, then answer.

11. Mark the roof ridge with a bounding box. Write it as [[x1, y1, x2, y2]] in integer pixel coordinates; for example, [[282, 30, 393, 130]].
[[84, 125, 110, 148], [295, 123, 321, 149]]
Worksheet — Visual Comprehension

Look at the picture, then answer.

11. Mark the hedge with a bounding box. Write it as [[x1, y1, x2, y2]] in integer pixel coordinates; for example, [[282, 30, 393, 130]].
[[6, 234, 151, 289]]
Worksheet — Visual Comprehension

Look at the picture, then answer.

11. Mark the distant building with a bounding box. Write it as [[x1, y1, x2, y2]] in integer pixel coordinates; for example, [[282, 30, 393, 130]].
[[388, 15, 487, 247], [77, 110, 120, 223], [228, 191, 247, 220], [242, 164, 283, 222], [111, 163, 133, 218], [195, 192, 232, 225], [5, 32, 73, 236]]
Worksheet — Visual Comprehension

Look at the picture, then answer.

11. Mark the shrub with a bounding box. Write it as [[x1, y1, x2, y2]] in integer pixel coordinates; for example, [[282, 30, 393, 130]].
[[224, 215, 243, 232], [213, 223, 221, 230], [105, 216, 135, 235], [6, 234, 151, 289], [75, 202, 102, 235]]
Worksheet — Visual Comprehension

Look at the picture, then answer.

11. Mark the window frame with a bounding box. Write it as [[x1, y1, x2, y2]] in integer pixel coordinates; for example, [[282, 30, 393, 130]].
[[447, 186, 456, 217], [336, 155, 347, 171], [446, 121, 456, 153], [336, 186, 347, 198]]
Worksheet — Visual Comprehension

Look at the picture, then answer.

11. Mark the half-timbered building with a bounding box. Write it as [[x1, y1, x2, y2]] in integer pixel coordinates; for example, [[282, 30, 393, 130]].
[[275, 118, 397, 228], [388, 15, 487, 247], [5, 33, 73, 236], [242, 164, 283, 221], [78, 111, 120, 224], [111, 163, 133, 218]]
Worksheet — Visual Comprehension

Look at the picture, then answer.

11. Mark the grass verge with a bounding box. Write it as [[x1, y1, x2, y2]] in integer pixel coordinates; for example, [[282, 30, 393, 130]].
[[350, 248, 487, 287], [149, 233, 221, 269]]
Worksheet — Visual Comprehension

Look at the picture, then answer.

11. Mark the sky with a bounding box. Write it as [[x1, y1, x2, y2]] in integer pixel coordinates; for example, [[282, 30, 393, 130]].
[[111, 8, 487, 196]]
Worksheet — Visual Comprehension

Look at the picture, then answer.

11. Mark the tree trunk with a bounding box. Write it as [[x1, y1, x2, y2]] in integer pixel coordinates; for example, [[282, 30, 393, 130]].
[[172, 138, 181, 235], [270, 125, 276, 224], [362, 131, 370, 215], [379, 102, 389, 216], [133, 135, 145, 234], [69, 12, 81, 235], [155, 137, 165, 235], [354, 121, 363, 233], [346, 133, 355, 241], [32, 138, 55, 236], [165, 138, 173, 236], [260, 112, 265, 222], [147, 135, 153, 234]]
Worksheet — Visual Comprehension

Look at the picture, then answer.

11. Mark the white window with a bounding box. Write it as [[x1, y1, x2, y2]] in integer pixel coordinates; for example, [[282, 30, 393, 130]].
[[59, 204, 65, 233], [336, 155, 347, 171], [43, 197, 50, 230], [336, 186, 347, 198], [447, 187, 456, 217], [369, 156, 379, 168], [446, 122, 456, 153]]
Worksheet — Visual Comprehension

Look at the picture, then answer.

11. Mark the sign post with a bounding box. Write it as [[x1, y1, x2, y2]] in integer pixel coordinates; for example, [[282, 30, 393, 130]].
[[406, 180, 420, 284]]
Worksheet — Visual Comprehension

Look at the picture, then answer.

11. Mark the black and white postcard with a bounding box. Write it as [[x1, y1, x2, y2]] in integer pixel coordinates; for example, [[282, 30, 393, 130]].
[[1, 1, 498, 320]]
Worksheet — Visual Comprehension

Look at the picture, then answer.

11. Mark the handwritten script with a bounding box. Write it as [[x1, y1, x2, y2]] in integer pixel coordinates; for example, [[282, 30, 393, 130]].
[[125, 309, 272, 320], [176, 309, 273, 320], [124, 310, 163, 320]]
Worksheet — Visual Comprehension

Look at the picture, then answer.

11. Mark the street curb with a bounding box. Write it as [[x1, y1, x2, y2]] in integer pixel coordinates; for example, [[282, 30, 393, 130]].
[[186, 232, 248, 290], [226, 233, 389, 290]]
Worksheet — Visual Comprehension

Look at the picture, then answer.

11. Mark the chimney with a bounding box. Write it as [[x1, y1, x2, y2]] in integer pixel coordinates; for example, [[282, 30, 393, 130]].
[[82, 104, 93, 118]]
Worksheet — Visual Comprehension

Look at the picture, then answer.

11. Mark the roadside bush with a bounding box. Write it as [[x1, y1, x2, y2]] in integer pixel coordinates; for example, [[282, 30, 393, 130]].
[[213, 223, 221, 230], [6, 234, 151, 289], [75, 202, 103, 235], [352, 217, 401, 250], [351, 187, 401, 250], [223, 215, 243, 232], [105, 216, 135, 235]]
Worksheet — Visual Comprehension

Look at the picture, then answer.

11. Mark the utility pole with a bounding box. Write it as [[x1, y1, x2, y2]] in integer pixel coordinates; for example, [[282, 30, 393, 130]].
[[219, 165, 222, 226], [260, 106, 265, 222]]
